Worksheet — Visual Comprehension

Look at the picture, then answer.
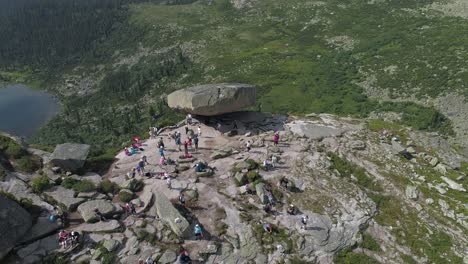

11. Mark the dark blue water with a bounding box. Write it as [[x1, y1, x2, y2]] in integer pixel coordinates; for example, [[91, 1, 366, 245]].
[[0, 84, 60, 138]]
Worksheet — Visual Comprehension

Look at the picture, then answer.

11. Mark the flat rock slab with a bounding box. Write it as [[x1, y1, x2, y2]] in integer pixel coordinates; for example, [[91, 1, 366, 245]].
[[75, 220, 121, 233], [77, 200, 120, 222], [167, 83, 256, 116], [49, 143, 90, 171], [287, 121, 347, 140], [16, 234, 58, 264], [149, 192, 190, 238], [19, 217, 60, 244], [44, 186, 85, 211], [0, 195, 32, 260]]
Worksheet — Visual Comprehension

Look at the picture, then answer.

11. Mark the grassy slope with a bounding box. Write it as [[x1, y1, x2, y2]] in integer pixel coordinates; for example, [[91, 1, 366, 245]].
[[29, 0, 465, 148]]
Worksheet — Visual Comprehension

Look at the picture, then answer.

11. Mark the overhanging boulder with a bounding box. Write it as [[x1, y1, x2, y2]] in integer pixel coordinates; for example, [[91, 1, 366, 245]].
[[167, 83, 256, 116], [49, 143, 90, 172]]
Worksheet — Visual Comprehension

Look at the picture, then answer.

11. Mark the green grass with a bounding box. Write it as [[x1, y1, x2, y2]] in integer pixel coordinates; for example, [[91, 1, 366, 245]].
[[334, 246, 379, 264], [19, 0, 458, 150], [360, 233, 381, 252]]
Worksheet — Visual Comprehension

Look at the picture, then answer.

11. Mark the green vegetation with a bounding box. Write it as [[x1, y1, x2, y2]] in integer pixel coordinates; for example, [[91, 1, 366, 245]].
[[100, 179, 119, 194], [119, 190, 134, 202], [0, 135, 40, 173], [0, 0, 457, 150], [334, 247, 379, 264], [31, 175, 51, 193], [72, 179, 96, 193], [41, 253, 69, 264], [0, 165, 6, 181], [360, 233, 381, 252], [253, 224, 293, 254]]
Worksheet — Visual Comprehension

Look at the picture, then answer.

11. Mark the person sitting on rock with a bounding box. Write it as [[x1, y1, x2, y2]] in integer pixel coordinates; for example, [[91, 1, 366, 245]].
[[70, 230, 80, 245], [138, 258, 144, 264], [145, 256, 154, 264], [263, 159, 272, 171], [194, 163, 203, 173], [263, 223, 272, 233], [194, 224, 203, 240], [58, 230, 68, 248], [287, 204, 297, 215], [263, 203, 272, 214], [159, 156, 166, 166], [179, 250, 191, 264], [94, 208, 106, 221], [279, 177, 289, 189]]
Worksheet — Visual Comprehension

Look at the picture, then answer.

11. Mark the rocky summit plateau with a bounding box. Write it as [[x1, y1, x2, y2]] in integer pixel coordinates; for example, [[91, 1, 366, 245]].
[[167, 83, 257, 116], [0, 111, 466, 264]]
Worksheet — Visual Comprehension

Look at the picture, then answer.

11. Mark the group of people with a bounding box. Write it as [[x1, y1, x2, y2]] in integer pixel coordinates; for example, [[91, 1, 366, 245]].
[[58, 230, 80, 249]]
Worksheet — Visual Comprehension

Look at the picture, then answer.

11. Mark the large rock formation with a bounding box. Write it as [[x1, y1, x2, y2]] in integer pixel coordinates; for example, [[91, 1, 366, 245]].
[[149, 192, 191, 238], [0, 194, 33, 260], [49, 143, 90, 171], [77, 200, 121, 222], [167, 83, 256, 116]]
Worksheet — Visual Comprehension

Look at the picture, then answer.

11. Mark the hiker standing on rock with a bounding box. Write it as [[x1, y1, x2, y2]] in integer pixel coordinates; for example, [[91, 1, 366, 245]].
[[176, 133, 182, 151], [179, 192, 186, 206], [166, 176, 172, 189], [194, 136, 199, 150], [194, 224, 203, 240], [158, 137, 165, 149], [137, 158, 145, 176], [273, 132, 280, 146], [159, 145, 165, 157], [183, 140, 189, 155], [185, 125, 189, 135], [197, 126, 201, 137], [246, 140, 251, 152], [301, 215, 309, 229]]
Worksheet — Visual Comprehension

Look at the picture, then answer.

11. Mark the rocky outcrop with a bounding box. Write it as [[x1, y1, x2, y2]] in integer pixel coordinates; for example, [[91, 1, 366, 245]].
[[49, 143, 90, 171], [75, 219, 121, 233], [0, 194, 33, 260], [44, 186, 86, 210], [167, 83, 256, 116], [77, 200, 121, 222], [149, 192, 190, 238]]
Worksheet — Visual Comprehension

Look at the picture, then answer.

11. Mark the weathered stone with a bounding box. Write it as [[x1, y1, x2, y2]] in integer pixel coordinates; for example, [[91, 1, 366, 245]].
[[149, 192, 190, 237], [75, 219, 121, 233], [434, 163, 447, 175], [425, 198, 434, 204], [49, 143, 90, 172], [405, 186, 419, 200], [16, 234, 58, 264], [211, 147, 235, 159], [167, 83, 256, 116], [406, 147, 416, 154], [103, 239, 120, 252], [350, 141, 366, 151], [0, 176, 53, 211], [0, 195, 32, 260], [441, 177, 466, 192], [44, 186, 85, 211], [77, 200, 120, 222], [19, 217, 60, 244], [234, 172, 247, 184], [80, 172, 102, 185], [255, 183, 267, 204], [287, 121, 347, 140], [429, 157, 439, 167], [158, 250, 177, 264]]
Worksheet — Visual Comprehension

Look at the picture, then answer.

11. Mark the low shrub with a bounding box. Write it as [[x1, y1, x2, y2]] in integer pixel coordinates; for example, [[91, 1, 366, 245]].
[[119, 190, 134, 203], [61, 177, 79, 189], [72, 180, 96, 193], [16, 156, 38, 173], [100, 179, 118, 194], [0, 165, 6, 181], [31, 175, 50, 193], [361, 233, 381, 252]]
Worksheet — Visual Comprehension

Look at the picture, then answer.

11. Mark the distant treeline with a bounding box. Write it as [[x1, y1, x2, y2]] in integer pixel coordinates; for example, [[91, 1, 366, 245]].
[[0, 0, 195, 68]]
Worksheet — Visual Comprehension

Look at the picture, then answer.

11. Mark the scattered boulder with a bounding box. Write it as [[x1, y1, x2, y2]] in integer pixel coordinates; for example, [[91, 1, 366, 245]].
[[103, 239, 120, 252], [434, 163, 447, 175], [77, 200, 120, 222], [167, 83, 256, 116], [429, 157, 439, 167], [44, 186, 85, 211], [350, 141, 366, 151], [287, 121, 347, 140], [158, 250, 177, 264], [211, 147, 236, 159], [75, 219, 121, 233], [49, 143, 90, 172], [149, 192, 190, 237], [0, 195, 33, 260], [255, 183, 268, 204], [405, 186, 419, 200], [441, 177, 466, 192]]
